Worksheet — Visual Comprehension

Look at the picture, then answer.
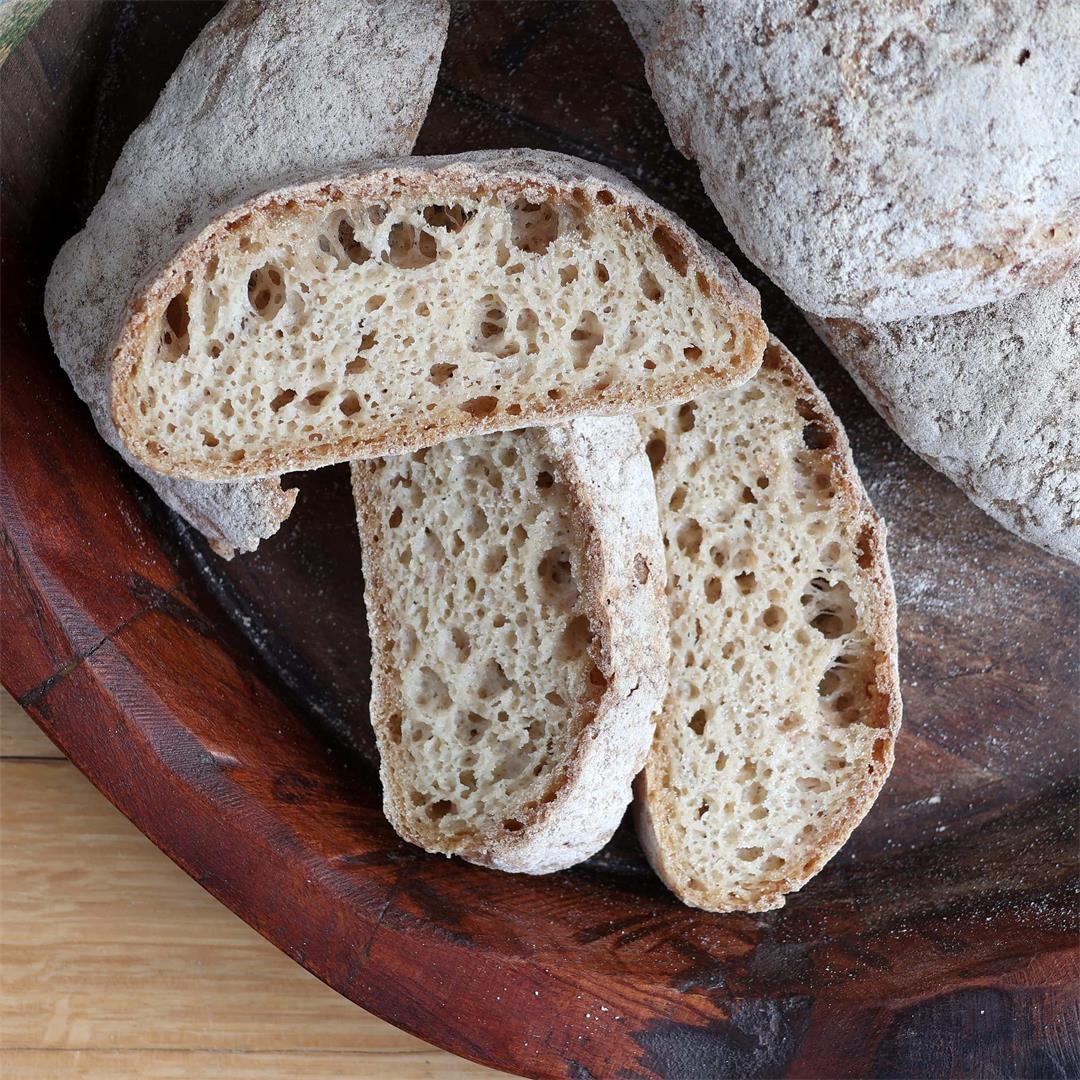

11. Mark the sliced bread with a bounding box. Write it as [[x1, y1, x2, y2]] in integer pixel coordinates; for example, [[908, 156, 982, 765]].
[[636, 338, 901, 912], [351, 417, 668, 873], [44, 0, 449, 554], [110, 149, 767, 481]]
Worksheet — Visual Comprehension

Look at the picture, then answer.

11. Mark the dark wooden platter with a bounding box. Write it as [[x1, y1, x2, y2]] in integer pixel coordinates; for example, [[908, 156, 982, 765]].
[[3, 3, 1078, 1077]]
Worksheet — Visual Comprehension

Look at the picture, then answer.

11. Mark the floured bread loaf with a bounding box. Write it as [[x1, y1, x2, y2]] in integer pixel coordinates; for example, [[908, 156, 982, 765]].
[[110, 149, 766, 481], [352, 418, 668, 873], [628, 0, 1080, 321], [44, 0, 448, 554], [810, 267, 1080, 563], [636, 338, 900, 912]]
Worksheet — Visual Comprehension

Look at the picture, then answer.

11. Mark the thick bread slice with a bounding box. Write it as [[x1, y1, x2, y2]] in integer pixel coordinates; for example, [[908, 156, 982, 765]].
[[808, 266, 1080, 564], [110, 149, 767, 481], [352, 417, 669, 873], [44, 0, 448, 555], [636, 338, 900, 912]]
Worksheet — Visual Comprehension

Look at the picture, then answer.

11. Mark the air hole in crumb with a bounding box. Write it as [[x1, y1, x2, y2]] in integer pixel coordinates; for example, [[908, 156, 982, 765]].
[[423, 203, 474, 232], [652, 225, 688, 275], [763, 855, 785, 871], [559, 614, 594, 660], [388, 507, 403, 529], [270, 388, 296, 412], [536, 470, 554, 489], [306, 388, 329, 408], [689, 709, 707, 736], [385, 222, 437, 268], [640, 268, 663, 302], [428, 363, 457, 386], [1016, 47, 1030, 64], [683, 345, 702, 362], [165, 291, 190, 340], [736, 847, 763, 862], [559, 265, 579, 286], [336, 218, 371, 265], [594, 260, 609, 284], [696, 801, 709, 819], [428, 800, 453, 821], [855, 525, 875, 569], [646, 434, 667, 472], [387, 714, 402, 744], [503, 818, 524, 832], [339, 392, 361, 417], [510, 199, 559, 254], [539, 546, 577, 603], [460, 395, 498, 418], [634, 554, 650, 584], [570, 310, 604, 369], [669, 487, 687, 511], [596, 189, 615, 205], [762, 605, 785, 629], [676, 518, 703, 556], [735, 571, 756, 594], [695, 271, 712, 296], [247, 263, 285, 319], [704, 577, 723, 603]]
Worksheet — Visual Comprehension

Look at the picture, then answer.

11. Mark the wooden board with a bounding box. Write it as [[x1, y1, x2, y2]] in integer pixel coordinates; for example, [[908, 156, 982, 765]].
[[0, 689, 505, 1079], [2, 3, 1078, 1078]]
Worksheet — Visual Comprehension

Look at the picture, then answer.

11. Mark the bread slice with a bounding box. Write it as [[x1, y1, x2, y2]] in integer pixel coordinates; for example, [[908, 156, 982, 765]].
[[636, 337, 901, 912], [351, 417, 669, 873], [110, 149, 767, 481], [44, 0, 449, 555]]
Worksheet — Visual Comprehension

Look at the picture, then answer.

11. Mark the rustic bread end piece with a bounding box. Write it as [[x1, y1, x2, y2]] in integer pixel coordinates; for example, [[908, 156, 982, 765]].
[[111, 149, 766, 481], [353, 417, 669, 873], [637, 338, 900, 912]]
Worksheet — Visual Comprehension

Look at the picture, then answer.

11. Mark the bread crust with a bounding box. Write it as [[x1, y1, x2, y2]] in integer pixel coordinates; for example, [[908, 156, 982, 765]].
[[353, 417, 670, 874], [809, 267, 1080, 564], [637, 0, 1080, 321], [108, 148, 766, 481], [634, 337, 902, 912], [44, 0, 448, 554]]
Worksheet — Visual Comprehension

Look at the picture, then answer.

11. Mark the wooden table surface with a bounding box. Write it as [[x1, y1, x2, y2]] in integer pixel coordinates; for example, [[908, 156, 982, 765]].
[[0, 688, 508, 1080]]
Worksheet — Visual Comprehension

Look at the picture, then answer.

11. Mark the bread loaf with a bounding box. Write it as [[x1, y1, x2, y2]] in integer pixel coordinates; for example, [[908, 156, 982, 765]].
[[108, 149, 767, 481], [626, 0, 1080, 321], [44, 0, 448, 554], [810, 267, 1080, 563], [636, 338, 900, 911], [352, 418, 668, 873]]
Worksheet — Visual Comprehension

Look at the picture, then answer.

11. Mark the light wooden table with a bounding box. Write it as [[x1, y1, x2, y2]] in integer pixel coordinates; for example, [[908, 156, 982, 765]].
[[0, 689, 509, 1079]]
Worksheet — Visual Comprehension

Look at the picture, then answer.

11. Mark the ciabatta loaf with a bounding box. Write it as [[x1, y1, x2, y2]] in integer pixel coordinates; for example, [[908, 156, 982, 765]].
[[44, 0, 448, 554], [110, 149, 766, 481], [626, 0, 1080, 321], [637, 338, 900, 912], [352, 418, 668, 873], [809, 266, 1080, 564]]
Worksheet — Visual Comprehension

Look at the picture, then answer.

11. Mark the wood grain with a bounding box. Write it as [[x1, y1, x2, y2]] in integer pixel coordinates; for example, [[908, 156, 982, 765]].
[[2, 3, 1078, 1078], [0, 696, 505, 1079]]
